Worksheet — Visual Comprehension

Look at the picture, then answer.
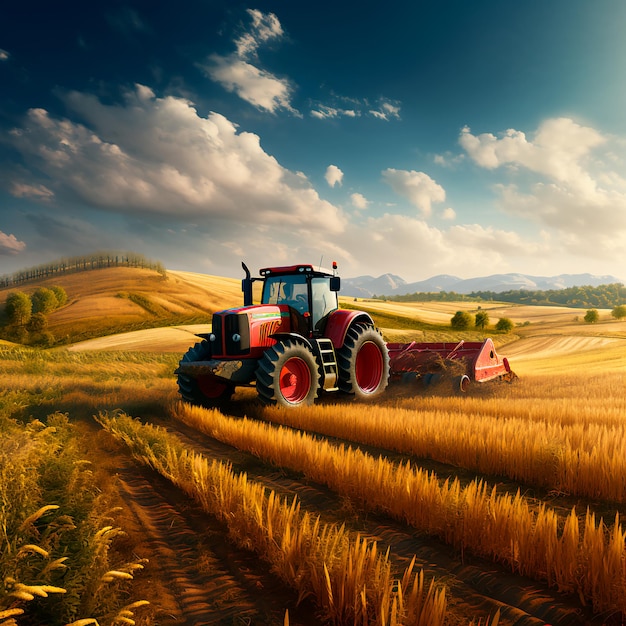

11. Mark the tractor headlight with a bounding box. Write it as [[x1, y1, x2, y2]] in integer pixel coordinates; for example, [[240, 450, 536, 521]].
[[232, 333, 241, 343], [209, 333, 216, 342]]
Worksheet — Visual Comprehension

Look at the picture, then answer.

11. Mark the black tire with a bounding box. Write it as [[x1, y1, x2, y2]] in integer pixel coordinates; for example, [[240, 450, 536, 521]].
[[337, 324, 390, 399], [177, 340, 234, 409], [256, 340, 319, 408]]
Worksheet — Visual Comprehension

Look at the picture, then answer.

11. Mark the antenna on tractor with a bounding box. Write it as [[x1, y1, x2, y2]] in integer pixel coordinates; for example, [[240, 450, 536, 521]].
[[318, 255, 324, 271]]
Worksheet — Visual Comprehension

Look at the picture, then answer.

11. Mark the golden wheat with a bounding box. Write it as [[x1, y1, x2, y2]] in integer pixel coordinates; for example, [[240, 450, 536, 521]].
[[397, 370, 626, 426], [95, 410, 447, 625], [172, 401, 626, 616], [253, 377, 626, 502]]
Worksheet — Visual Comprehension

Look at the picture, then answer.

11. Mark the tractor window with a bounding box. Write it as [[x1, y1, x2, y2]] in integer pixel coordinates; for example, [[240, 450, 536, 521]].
[[311, 277, 338, 329], [263, 275, 309, 314]]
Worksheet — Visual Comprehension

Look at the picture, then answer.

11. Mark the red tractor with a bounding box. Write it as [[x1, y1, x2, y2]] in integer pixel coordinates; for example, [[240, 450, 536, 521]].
[[177, 262, 390, 408]]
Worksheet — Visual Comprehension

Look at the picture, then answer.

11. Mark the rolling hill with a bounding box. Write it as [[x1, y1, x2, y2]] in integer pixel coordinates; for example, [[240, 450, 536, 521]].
[[0, 267, 243, 345]]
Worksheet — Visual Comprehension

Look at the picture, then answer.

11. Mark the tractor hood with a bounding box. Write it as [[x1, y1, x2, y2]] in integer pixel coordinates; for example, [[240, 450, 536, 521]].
[[205, 303, 292, 359]]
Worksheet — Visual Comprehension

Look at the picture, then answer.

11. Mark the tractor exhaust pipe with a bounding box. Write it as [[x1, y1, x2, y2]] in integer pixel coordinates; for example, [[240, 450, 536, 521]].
[[241, 261, 253, 306]]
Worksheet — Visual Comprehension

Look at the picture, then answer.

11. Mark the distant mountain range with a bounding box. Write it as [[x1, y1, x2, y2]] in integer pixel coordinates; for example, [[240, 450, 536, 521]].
[[341, 272, 626, 298]]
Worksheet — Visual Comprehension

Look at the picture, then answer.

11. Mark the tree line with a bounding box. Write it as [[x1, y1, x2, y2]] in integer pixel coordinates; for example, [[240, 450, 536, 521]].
[[0, 251, 166, 288], [383, 282, 626, 309]]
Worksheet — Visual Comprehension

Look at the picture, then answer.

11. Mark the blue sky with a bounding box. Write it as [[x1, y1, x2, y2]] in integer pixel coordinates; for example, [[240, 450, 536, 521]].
[[1, 1, 626, 282]]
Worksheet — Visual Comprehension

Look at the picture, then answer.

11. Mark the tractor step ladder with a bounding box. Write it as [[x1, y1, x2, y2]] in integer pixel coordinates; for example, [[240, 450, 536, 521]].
[[314, 338, 339, 391]]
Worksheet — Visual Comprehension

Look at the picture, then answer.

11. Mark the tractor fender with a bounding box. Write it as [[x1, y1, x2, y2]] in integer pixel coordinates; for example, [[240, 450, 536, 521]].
[[269, 332, 314, 351], [324, 310, 376, 349]]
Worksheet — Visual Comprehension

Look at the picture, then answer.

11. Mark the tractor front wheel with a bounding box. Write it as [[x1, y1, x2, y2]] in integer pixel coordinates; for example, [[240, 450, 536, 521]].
[[256, 340, 320, 407], [177, 340, 234, 409], [337, 324, 390, 400]]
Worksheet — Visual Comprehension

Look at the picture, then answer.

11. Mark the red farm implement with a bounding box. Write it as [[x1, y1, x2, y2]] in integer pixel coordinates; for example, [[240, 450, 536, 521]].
[[387, 338, 515, 392]]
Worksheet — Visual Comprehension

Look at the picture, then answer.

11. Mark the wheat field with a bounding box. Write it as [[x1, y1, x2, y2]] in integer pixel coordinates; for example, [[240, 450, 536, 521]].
[[3, 268, 626, 625]]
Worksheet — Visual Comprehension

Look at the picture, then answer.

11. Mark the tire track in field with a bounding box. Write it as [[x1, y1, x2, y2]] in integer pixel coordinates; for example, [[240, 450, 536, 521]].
[[110, 440, 320, 625], [146, 412, 599, 626], [118, 469, 257, 624]]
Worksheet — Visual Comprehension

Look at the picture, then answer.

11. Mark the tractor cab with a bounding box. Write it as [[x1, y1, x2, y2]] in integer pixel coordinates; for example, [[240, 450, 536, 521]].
[[258, 264, 340, 336]]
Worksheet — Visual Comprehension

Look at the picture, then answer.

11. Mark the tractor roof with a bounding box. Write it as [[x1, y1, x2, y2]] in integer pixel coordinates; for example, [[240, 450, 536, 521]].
[[259, 264, 336, 278]]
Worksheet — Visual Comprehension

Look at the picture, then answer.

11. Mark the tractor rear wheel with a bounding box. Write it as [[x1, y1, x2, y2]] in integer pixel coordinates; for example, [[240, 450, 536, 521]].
[[337, 324, 390, 399], [177, 340, 234, 409], [256, 340, 319, 407]]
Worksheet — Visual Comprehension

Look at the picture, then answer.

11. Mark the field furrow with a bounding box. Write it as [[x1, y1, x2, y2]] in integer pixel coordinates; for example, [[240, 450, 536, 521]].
[[126, 406, 592, 625]]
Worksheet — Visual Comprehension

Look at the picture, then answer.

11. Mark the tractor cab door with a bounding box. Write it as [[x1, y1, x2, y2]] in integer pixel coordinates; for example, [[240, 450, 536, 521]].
[[311, 277, 338, 334]]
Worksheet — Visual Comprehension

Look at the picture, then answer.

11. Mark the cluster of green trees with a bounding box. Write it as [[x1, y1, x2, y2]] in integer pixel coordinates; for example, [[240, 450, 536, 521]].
[[0, 251, 165, 288], [1, 286, 68, 345], [386, 282, 626, 309], [450, 310, 514, 333], [583, 305, 626, 323]]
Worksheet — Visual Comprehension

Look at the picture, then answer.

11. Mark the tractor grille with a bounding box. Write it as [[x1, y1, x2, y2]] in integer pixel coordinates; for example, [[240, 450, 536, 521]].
[[213, 312, 250, 356]]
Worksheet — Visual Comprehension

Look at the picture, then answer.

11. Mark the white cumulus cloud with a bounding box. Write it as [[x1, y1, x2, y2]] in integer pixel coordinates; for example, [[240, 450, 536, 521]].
[[10, 182, 55, 201], [201, 9, 298, 116], [310, 105, 359, 120], [333, 214, 547, 280], [350, 193, 369, 209], [235, 9, 283, 58], [460, 118, 605, 184], [325, 165, 343, 187], [7, 85, 345, 234], [202, 55, 298, 115], [459, 118, 626, 251], [0, 230, 26, 255], [382, 169, 446, 216], [369, 99, 401, 121]]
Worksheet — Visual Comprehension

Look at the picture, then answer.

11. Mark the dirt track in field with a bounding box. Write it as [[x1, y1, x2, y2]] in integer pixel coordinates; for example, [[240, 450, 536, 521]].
[[68, 324, 212, 352], [501, 334, 623, 360]]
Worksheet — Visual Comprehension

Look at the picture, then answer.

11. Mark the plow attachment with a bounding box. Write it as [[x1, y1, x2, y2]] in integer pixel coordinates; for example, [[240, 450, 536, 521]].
[[387, 338, 515, 392]]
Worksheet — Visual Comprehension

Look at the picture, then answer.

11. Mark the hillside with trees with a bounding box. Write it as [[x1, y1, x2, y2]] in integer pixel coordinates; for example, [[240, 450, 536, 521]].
[[0, 257, 242, 347], [3, 286, 68, 345]]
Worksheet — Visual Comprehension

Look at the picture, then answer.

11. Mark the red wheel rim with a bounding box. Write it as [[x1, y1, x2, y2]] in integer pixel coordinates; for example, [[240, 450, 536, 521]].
[[279, 357, 311, 403], [355, 342, 383, 393], [198, 376, 228, 399]]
